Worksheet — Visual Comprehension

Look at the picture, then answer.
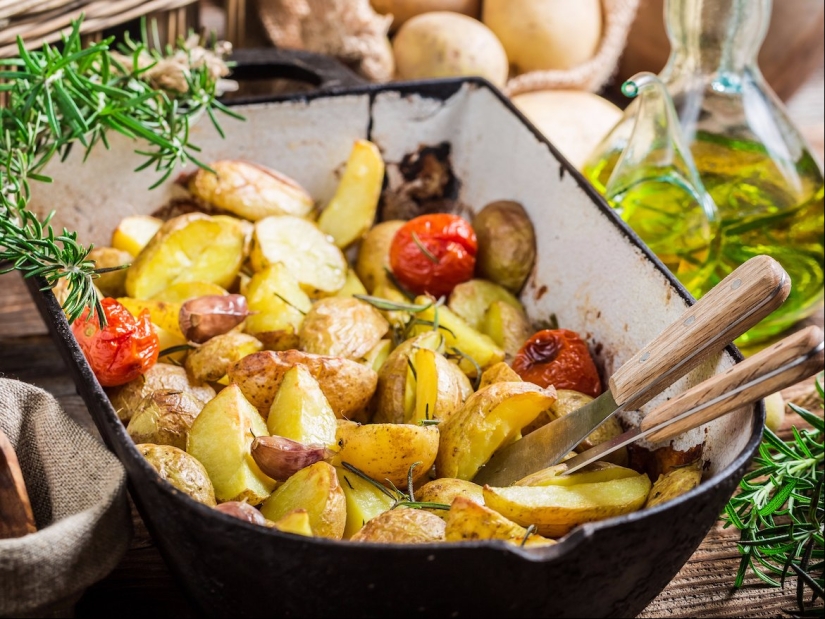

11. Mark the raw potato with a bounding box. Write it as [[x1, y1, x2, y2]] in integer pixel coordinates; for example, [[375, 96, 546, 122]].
[[482, 300, 532, 359], [512, 91, 623, 170], [355, 220, 405, 293], [483, 473, 652, 537], [336, 466, 395, 538], [416, 478, 484, 519], [151, 281, 228, 304], [186, 384, 276, 504], [260, 461, 346, 540], [318, 140, 385, 249], [271, 509, 313, 537], [111, 215, 162, 257], [515, 462, 640, 487], [244, 262, 312, 351], [478, 361, 522, 389], [473, 201, 536, 293], [127, 389, 205, 449], [371, 0, 480, 29], [88, 247, 132, 297], [334, 422, 440, 487], [483, 0, 602, 73], [371, 331, 444, 424], [445, 497, 554, 547], [436, 382, 556, 480], [448, 279, 523, 332], [393, 12, 509, 88], [137, 443, 216, 506], [228, 350, 378, 421], [250, 215, 347, 296], [645, 463, 703, 509], [350, 507, 446, 543], [125, 213, 246, 299], [185, 332, 263, 383], [299, 297, 389, 360], [188, 160, 314, 221], [108, 363, 215, 423], [117, 297, 184, 339], [267, 365, 338, 447], [411, 348, 473, 425]]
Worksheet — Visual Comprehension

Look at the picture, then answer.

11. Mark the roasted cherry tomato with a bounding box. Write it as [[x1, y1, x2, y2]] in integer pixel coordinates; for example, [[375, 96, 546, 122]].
[[72, 298, 159, 387], [389, 213, 477, 298], [512, 329, 602, 397]]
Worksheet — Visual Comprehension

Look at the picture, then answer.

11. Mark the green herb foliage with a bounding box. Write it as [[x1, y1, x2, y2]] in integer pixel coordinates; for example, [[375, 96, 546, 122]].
[[723, 375, 824, 616], [0, 18, 238, 324]]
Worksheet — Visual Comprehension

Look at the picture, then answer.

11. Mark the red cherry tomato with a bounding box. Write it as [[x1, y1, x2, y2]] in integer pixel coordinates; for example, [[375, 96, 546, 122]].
[[72, 298, 159, 387], [389, 214, 477, 298], [512, 329, 602, 398]]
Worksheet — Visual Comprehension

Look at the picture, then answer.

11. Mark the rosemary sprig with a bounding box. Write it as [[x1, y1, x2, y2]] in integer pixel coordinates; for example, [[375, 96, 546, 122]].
[[0, 17, 237, 324], [341, 462, 449, 511], [722, 375, 824, 616]]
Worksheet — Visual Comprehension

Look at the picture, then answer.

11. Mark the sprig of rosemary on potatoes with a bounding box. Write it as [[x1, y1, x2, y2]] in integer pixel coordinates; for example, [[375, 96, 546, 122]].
[[341, 462, 449, 511], [0, 17, 237, 324]]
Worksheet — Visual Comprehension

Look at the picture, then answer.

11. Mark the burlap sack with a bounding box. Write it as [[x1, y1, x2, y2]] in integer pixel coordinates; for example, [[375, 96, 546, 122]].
[[0, 378, 132, 618]]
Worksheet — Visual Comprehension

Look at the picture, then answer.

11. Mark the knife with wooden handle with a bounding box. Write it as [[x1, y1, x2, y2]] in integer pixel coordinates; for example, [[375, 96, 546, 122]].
[[560, 325, 824, 475], [473, 255, 791, 487]]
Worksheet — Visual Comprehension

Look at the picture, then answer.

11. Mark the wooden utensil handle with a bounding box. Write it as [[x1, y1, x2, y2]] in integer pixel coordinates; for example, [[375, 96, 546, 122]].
[[609, 255, 790, 410], [0, 428, 37, 539], [641, 326, 824, 443]]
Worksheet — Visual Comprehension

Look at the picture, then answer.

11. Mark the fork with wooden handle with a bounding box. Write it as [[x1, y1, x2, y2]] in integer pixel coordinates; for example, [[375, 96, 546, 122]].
[[561, 325, 825, 475]]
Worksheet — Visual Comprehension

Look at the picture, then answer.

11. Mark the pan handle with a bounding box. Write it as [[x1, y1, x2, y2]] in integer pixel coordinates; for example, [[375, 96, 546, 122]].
[[227, 47, 368, 92]]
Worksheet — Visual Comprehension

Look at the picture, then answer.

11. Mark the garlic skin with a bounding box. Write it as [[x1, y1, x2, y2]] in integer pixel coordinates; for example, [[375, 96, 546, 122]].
[[178, 294, 250, 344], [251, 435, 334, 481]]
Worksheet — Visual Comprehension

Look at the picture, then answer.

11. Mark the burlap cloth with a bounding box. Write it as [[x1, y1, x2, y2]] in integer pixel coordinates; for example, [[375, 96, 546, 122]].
[[0, 378, 132, 618]]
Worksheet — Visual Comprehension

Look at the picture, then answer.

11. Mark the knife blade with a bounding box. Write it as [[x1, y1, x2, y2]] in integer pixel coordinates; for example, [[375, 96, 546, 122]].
[[472, 255, 790, 487], [559, 325, 824, 476]]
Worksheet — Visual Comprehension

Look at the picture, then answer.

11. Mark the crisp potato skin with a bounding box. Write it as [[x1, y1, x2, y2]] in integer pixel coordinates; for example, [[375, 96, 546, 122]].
[[127, 389, 206, 449], [299, 297, 389, 360], [473, 200, 536, 293], [138, 443, 216, 506], [355, 220, 405, 293], [645, 463, 703, 508], [185, 332, 263, 383], [350, 507, 446, 543]]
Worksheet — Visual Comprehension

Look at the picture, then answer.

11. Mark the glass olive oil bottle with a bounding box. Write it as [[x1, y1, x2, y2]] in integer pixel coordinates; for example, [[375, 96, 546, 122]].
[[584, 0, 824, 346]]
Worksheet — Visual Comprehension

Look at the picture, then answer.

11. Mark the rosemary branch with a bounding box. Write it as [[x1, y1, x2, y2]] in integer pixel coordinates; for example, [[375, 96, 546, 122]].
[[0, 17, 238, 324]]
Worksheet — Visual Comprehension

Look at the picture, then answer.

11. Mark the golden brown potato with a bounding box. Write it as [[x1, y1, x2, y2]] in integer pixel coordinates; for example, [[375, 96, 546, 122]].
[[436, 382, 556, 480], [334, 422, 440, 487], [335, 269, 368, 298], [350, 507, 446, 543], [266, 365, 337, 446], [411, 348, 473, 425], [515, 462, 640, 487], [336, 466, 395, 538], [111, 215, 162, 257], [444, 496, 554, 547], [260, 461, 346, 540], [137, 443, 216, 506], [299, 297, 389, 360], [271, 509, 314, 536], [126, 389, 205, 449], [473, 201, 536, 293], [244, 262, 312, 351], [362, 339, 392, 373], [416, 478, 484, 519], [108, 363, 215, 423], [88, 247, 132, 298], [117, 297, 184, 339], [482, 300, 532, 359], [126, 213, 246, 299], [478, 362, 522, 389], [250, 215, 347, 296], [645, 462, 703, 509], [448, 279, 523, 332], [355, 220, 405, 293], [186, 384, 275, 505], [188, 160, 314, 221], [371, 331, 444, 424], [228, 350, 378, 422], [627, 443, 704, 482], [483, 472, 652, 538], [185, 332, 263, 383]]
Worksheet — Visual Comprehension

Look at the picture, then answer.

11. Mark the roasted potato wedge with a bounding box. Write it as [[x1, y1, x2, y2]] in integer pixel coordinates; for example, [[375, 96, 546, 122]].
[[127, 389, 205, 449], [483, 472, 652, 537], [350, 507, 446, 544], [515, 462, 641, 487], [151, 281, 228, 304], [271, 509, 314, 536], [335, 269, 368, 298], [416, 478, 484, 519], [137, 443, 216, 506], [111, 215, 162, 257], [336, 466, 395, 538], [444, 497, 554, 547], [185, 332, 263, 383], [266, 365, 338, 446], [88, 247, 132, 298], [260, 461, 346, 540], [436, 382, 556, 480], [126, 213, 246, 299], [371, 282, 412, 329], [482, 300, 532, 359], [318, 140, 385, 249], [117, 297, 184, 339], [355, 220, 405, 293], [362, 339, 392, 373], [244, 262, 312, 350], [186, 384, 275, 505], [108, 363, 215, 423], [448, 279, 523, 332], [250, 215, 347, 296], [478, 361, 522, 389], [334, 422, 440, 487], [228, 350, 378, 421], [153, 323, 188, 364], [411, 348, 472, 425], [188, 160, 314, 221], [473, 200, 536, 293], [299, 297, 389, 360], [645, 462, 703, 508]]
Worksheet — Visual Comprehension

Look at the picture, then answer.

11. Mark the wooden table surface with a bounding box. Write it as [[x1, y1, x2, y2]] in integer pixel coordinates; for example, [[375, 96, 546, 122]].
[[1, 69, 822, 618]]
